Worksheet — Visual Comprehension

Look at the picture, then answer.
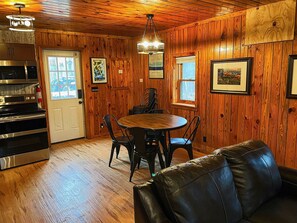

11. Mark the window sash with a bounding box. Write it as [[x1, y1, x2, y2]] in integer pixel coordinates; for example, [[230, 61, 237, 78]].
[[173, 55, 196, 105], [177, 80, 195, 102]]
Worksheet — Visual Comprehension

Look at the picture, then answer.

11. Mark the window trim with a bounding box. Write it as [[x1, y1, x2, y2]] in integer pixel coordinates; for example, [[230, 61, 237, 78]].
[[171, 52, 198, 108]]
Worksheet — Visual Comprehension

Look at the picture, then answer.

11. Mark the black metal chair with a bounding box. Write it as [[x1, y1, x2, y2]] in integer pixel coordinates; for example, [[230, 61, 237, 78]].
[[167, 116, 201, 166], [103, 114, 133, 167], [127, 127, 165, 182]]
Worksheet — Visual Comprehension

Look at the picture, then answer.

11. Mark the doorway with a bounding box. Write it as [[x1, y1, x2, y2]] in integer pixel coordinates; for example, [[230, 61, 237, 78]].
[[43, 50, 85, 143]]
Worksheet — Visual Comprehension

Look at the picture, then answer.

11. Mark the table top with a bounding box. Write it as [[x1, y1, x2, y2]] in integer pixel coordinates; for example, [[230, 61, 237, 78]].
[[118, 114, 187, 131]]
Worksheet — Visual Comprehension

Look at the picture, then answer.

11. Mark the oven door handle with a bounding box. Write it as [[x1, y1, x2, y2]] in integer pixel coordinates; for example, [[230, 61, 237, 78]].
[[0, 128, 48, 139], [0, 113, 46, 123]]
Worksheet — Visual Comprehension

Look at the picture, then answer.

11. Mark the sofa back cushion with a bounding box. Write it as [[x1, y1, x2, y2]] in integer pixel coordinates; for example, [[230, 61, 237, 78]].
[[153, 155, 242, 223], [214, 140, 282, 218]]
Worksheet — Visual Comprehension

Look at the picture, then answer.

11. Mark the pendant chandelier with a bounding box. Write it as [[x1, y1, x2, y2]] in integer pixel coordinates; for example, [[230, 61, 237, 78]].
[[6, 3, 35, 32], [137, 14, 164, 55]]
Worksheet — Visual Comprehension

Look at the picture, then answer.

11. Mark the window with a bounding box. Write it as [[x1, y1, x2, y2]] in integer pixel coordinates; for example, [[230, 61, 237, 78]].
[[173, 55, 196, 105], [48, 56, 78, 100]]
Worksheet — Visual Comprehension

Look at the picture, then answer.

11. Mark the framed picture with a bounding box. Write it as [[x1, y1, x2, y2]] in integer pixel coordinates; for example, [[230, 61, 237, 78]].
[[287, 55, 297, 99], [210, 57, 253, 95], [91, 58, 107, 84], [149, 53, 164, 79]]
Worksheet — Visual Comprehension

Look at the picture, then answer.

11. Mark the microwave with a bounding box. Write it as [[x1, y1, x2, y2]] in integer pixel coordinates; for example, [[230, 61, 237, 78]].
[[0, 60, 38, 84]]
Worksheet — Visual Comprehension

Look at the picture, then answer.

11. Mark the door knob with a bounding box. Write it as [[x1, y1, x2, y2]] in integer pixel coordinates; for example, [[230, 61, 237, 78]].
[[79, 101, 83, 104]]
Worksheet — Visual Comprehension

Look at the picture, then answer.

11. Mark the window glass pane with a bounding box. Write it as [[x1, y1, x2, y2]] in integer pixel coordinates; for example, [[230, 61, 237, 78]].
[[48, 57, 57, 71], [68, 72, 77, 98], [66, 58, 74, 71], [49, 72, 59, 99], [58, 72, 67, 98], [49, 71, 58, 83], [182, 62, 195, 79], [180, 81, 195, 101], [57, 57, 66, 71]]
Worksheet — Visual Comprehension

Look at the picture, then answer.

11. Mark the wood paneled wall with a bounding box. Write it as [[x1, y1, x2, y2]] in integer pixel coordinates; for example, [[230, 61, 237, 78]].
[[33, 9, 297, 169], [34, 30, 133, 138], [131, 12, 297, 169]]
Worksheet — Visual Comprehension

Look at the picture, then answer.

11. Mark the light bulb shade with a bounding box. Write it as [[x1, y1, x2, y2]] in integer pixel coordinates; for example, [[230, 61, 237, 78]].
[[137, 40, 164, 54], [6, 3, 35, 32], [6, 15, 35, 32], [137, 14, 164, 54]]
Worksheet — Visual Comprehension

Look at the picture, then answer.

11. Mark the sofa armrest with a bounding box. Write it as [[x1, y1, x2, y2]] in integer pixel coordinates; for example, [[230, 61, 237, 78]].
[[134, 181, 171, 223], [278, 166, 297, 196]]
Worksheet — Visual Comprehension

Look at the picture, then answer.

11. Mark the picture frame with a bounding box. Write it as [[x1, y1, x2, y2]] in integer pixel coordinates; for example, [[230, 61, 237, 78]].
[[210, 57, 253, 95], [149, 53, 164, 79], [286, 55, 297, 99], [91, 58, 107, 84]]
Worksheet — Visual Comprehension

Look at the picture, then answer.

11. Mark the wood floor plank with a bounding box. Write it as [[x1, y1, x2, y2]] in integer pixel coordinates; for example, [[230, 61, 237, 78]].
[[0, 137, 205, 223]]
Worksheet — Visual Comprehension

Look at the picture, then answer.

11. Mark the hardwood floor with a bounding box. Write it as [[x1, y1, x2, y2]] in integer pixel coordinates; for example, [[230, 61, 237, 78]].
[[0, 137, 205, 223]]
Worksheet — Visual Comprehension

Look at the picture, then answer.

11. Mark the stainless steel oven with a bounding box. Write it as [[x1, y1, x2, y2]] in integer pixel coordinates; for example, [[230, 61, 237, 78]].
[[0, 113, 49, 170], [0, 94, 49, 170]]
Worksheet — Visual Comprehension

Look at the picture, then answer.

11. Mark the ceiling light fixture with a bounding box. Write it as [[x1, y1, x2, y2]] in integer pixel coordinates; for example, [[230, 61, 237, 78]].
[[137, 14, 164, 55], [6, 3, 35, 32]]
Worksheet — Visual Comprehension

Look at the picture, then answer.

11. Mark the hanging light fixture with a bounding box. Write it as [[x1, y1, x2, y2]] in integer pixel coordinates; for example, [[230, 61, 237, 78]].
[[137, 14, 164, 55], [6, 3, 35, 32]]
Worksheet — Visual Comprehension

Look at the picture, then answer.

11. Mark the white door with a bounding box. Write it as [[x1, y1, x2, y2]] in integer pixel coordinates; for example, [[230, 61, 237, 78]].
[[43, 50, 85, 143]]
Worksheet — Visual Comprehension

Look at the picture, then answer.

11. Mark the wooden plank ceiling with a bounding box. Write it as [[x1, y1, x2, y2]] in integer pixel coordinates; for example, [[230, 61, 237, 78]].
[[0, 0, 282, 37]]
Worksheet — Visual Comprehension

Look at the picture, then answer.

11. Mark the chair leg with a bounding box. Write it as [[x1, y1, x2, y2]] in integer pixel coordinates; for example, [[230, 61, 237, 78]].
[[167, 150, 173, 167], [129, 153, 139, 182], [109, 143, 116, 167], [137, 158, 141, 169], [116, 145, 120, 159], [157, 149, 165, 169], [147, 154, 157, 177], [125, 144, 133, 163], [187, 147, 194, 160]]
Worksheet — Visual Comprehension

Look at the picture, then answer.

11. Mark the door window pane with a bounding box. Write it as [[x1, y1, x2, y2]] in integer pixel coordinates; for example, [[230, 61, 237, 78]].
[[66, 58, 74, 71], [49, 57, 57, 71], [48, 56, 78, 100]]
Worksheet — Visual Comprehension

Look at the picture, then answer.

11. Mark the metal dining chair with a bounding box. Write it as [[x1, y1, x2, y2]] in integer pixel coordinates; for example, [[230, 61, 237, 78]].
[[167, 116, 201, 166], [126, 127, 165, 182], [129, 88, 158, 114], [103, 114, 133, 167]]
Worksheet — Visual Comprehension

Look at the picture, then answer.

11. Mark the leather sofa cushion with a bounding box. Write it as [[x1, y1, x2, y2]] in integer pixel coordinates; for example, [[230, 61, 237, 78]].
[[247, 193, 297, 223], [214, 140, 282, 218], [153, 155, 242, 223], [134, 181, 171, 223]]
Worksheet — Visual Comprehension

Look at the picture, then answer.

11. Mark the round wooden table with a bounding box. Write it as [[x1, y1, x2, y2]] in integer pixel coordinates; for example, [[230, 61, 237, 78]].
[[118, 114, 187, 131], [118, 114, 187, 167]]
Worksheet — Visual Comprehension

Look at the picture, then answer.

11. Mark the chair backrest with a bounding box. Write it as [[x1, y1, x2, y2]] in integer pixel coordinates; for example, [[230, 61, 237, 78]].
[[128, 127, 151, 155], [183, 116, 201, 143], [103, 114, 118, 141], [144, 88, 157, 111]]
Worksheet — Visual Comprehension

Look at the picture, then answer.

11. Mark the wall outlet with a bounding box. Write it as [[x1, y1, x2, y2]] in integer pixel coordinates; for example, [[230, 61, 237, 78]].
[[203, 136, 207, 142], [100, 123, 104, 128]]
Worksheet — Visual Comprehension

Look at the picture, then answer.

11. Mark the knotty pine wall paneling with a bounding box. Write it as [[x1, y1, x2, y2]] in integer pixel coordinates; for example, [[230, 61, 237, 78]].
[[35, 30, 133, 139], [131, 12, 297, 169]]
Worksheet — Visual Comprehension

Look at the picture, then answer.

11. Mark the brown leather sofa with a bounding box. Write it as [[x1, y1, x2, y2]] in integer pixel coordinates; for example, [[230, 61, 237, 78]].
[[133, 140, 297, 223]]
